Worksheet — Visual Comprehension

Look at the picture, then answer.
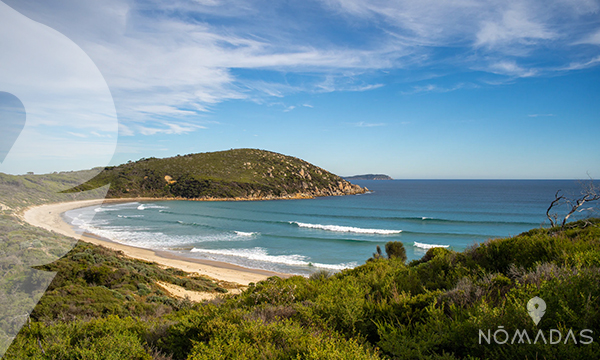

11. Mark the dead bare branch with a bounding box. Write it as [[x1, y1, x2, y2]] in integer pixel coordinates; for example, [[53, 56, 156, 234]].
[[547, 180, 600, 229]]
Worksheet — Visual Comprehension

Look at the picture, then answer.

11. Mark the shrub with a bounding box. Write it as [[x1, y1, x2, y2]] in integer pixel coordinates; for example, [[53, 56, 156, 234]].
[[385, 241, 407, 262]]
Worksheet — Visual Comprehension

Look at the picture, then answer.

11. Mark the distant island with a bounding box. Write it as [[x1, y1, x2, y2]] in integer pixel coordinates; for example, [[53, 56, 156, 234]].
[[70, 149, 367, 200], [343, 174, 393, 180]]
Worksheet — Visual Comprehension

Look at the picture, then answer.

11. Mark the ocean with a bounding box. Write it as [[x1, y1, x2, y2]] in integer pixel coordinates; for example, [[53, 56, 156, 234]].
[[64, 180, 595, 275]]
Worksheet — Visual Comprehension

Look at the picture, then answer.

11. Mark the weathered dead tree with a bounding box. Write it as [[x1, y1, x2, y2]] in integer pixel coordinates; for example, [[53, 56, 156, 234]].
[[546, 181, 600, 228]]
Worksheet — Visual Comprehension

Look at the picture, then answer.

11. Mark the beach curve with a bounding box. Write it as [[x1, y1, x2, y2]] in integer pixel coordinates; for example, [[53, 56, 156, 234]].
[[21, 198, 287, 286]]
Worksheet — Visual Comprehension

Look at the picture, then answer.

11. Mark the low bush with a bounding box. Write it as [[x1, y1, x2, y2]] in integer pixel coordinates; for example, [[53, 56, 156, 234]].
[[6, 218, 600, 359]]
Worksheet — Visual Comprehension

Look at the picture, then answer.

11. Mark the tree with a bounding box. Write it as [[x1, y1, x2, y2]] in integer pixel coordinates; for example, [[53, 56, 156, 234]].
[[385, 241, 407, 263], [371, 245, 384, 260], [546, 180, 599, 228]]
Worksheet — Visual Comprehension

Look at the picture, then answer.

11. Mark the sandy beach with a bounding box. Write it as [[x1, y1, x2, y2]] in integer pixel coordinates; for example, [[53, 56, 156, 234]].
[[22, 198, 287, 286]]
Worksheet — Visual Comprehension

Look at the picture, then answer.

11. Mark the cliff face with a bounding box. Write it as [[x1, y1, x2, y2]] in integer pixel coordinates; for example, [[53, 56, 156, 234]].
[[70, 149, 367, 200]]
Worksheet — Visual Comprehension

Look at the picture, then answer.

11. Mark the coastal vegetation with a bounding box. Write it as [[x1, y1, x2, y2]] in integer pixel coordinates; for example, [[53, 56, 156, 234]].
[[67, 149, 366, 200], [4, 213, 600, 359], [2, 156, 599, 358], [0, 210, 232, 355]]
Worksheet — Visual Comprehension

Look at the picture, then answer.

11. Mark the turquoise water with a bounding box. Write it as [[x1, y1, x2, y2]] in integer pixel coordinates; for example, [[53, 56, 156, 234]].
[[65, 180, 594, 275]]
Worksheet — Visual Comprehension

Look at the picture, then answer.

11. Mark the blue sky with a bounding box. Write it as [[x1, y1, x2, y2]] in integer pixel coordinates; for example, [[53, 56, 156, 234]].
[[1, 0, 599, 178]]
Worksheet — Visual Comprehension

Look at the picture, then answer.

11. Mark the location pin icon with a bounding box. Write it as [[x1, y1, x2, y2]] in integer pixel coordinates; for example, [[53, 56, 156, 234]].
[[527, 296, 546, 326], [0, 92, 25, 164]]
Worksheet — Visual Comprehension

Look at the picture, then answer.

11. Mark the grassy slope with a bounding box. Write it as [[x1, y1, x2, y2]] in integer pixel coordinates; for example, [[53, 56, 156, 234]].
[[0, 209, 231, 356], [0, 170, 107, 209], [69, 149, 366, 199], [30, 241, 234, 324], [5, 219, 600, 359]]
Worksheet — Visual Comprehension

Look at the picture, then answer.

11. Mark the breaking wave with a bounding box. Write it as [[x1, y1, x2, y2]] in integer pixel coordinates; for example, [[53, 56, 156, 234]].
[[137, 203, 169, 210], [190, 247, 356, 270], [234, 231, 258, 237], [290, 222, 402, 235], [413, 241, 450, 250]]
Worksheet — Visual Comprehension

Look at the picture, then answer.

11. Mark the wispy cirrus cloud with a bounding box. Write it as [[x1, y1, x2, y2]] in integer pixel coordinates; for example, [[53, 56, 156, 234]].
[[121, 122, 205, 136], [474, 3, 556, 50], [402, 83, 474, 95], [486, 60, 538, 77], [354, 121, 386, 127], [528, 113, 555, 117], [560, 56, 600, 71], [321, 0, 598, 48], [574, 29, 600, 45], [5, 0, 600, 138]]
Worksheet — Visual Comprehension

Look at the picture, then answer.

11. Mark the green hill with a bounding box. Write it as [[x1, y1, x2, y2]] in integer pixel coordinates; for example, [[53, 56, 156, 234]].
[[0, 169, 107, 209], [70, 149, 366, 200]]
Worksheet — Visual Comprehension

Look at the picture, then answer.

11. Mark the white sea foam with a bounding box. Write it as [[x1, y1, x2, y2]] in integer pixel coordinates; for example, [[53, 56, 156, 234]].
[[117, 214, 144, 218], [413, 241, 450, 249], [291, 222, 402, 235], [234, 231, 257, 237], [72, 215, 255, 250], [80, 227, 179, 248], [137, 204, 169, 210], [94, 202, 140, 212], [355, 191, 373, 195], [94, 207, 120, 212], [190, 247, 356, 270]]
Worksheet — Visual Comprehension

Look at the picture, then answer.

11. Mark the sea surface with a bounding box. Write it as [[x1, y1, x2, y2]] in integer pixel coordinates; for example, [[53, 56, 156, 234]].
[[65, 180, 595, 275]]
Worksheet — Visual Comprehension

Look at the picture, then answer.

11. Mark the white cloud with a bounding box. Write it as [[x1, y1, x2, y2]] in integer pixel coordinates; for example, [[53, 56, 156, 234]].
[[315, 76, 384, 93], [561, 56, 600, 71], [3, 0, 600, 142], [118, 123, 135, 137], [0, 2, 118, 175], [136, 122, 205, 136], [475, 4, 555, 49], [528, 113, 555, 117], [323, 0, 597, 48], [90, 131, 113, 138], [355, 121, 386, 127], [39, 3, 398, 131], [486, 60, 538, 77], [402, 83, 471, 95], [135, 105, 199, 116], [575, 29, 600, 45], [67, 132, 89, 138]]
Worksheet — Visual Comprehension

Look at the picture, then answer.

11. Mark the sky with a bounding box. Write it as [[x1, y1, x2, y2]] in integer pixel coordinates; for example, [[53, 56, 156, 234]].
[[0, 0, 599, 179]]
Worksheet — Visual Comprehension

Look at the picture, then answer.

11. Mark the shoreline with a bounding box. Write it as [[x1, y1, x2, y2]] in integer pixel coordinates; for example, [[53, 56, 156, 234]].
[[21, 198, 290, 286]]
